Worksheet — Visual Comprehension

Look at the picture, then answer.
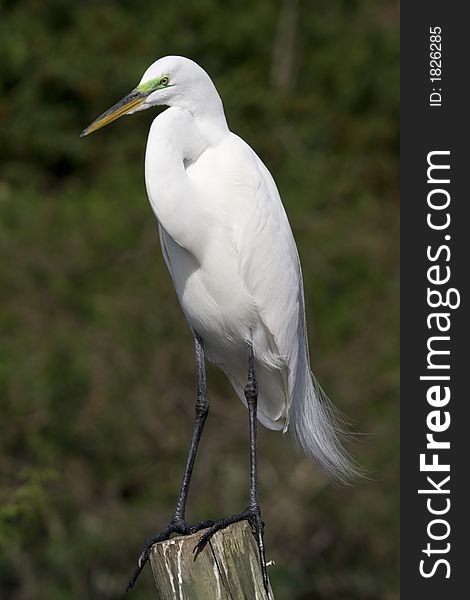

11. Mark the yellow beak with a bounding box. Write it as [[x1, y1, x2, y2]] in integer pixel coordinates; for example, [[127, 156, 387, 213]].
[[80, 89, 148, 137]]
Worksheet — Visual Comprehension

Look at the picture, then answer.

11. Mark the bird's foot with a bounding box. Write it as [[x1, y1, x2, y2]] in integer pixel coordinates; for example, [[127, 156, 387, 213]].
[[127, 507, 271, 598], [193, 504, 271, 599], [126, 516, 217, 591]]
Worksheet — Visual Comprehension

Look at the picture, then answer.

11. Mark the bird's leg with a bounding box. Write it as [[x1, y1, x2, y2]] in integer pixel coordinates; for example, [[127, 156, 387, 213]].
[[127, 334, 214, 590], [171, 333, 209, 525], [192, 342, 271, 598]]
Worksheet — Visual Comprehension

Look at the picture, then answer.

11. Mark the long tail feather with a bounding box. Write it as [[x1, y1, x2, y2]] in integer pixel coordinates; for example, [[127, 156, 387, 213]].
[[286, 370, 362, 484]]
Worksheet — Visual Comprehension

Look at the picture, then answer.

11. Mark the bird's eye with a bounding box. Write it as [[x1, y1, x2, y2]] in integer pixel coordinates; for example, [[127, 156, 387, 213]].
[[160, 76, 170, 86]]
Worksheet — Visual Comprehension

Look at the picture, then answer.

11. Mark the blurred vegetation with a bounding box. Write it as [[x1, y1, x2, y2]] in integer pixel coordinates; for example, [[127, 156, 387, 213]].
[[0, 0, 398, 598]]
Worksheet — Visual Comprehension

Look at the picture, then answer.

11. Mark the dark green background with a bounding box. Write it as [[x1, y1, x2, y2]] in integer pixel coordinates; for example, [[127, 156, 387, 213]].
[[0, 1, 399, 598]]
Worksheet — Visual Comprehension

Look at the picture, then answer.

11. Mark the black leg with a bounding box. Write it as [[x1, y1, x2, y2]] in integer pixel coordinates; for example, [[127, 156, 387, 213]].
[[246, 344, 269, 594], [193, 343, 271, 598], [172, 333, 209, 522], [128, 340, 271, 598], [127, 334, 212, 590]]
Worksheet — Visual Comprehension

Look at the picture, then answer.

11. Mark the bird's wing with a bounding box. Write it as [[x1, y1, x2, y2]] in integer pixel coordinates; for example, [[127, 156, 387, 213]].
[[229, 135, 308, 414], [158, 224, 172, 272]]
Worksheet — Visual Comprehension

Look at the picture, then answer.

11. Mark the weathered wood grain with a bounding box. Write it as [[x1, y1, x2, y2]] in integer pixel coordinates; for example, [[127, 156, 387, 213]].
[[149, 520, 274, 599]]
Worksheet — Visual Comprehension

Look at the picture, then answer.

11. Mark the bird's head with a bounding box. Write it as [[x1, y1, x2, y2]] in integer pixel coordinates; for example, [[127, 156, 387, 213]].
[[81, 56, 222, 137]]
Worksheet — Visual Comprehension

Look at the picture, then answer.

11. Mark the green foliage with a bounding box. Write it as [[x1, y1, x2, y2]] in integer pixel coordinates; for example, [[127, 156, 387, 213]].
[[0, 0, 398, 598]]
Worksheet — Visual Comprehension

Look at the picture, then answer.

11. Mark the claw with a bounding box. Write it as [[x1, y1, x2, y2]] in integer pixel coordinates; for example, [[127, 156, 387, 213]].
[[127, 519, 217, 591], [193, 532, 209, 557]]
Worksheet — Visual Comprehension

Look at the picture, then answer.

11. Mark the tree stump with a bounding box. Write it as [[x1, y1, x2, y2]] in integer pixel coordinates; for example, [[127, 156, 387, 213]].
[[149, 520, 274, 599]]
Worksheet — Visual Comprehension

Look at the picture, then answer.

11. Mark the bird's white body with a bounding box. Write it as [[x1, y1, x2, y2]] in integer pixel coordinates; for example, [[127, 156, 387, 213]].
[[145, 106, 304, 431], [83, 55, 356, 481]]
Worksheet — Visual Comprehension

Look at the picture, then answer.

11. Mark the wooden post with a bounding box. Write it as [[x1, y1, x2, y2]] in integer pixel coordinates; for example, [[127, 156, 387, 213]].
[[149, 521, 275, 599]]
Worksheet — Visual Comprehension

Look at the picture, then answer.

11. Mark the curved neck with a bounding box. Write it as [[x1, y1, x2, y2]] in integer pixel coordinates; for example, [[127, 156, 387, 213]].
[[170, 77, 230, 146], [145, 112, 212, 255], [191, 96, 229, 146]]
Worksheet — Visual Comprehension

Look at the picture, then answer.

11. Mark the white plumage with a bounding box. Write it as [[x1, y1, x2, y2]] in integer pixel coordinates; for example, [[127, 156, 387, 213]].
[[83, 55, 357, 483], [140, 57, 356, 482]]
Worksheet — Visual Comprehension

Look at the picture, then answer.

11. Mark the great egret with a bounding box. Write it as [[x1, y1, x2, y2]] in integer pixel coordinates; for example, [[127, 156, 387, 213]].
[[81, 56, 358, 595]]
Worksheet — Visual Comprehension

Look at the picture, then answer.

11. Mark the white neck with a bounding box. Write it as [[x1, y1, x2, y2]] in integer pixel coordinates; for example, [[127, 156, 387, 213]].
[[189, 95, 229, 146], [144, 108, 215, 255], [168, 74, 230, 146]]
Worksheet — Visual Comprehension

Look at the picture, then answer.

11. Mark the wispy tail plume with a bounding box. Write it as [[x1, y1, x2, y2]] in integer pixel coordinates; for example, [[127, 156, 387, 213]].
[[286, 370, 362, 484]]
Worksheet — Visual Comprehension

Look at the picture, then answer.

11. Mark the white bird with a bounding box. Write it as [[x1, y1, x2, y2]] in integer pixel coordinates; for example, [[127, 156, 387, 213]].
[[81, 55, 357, 595]]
